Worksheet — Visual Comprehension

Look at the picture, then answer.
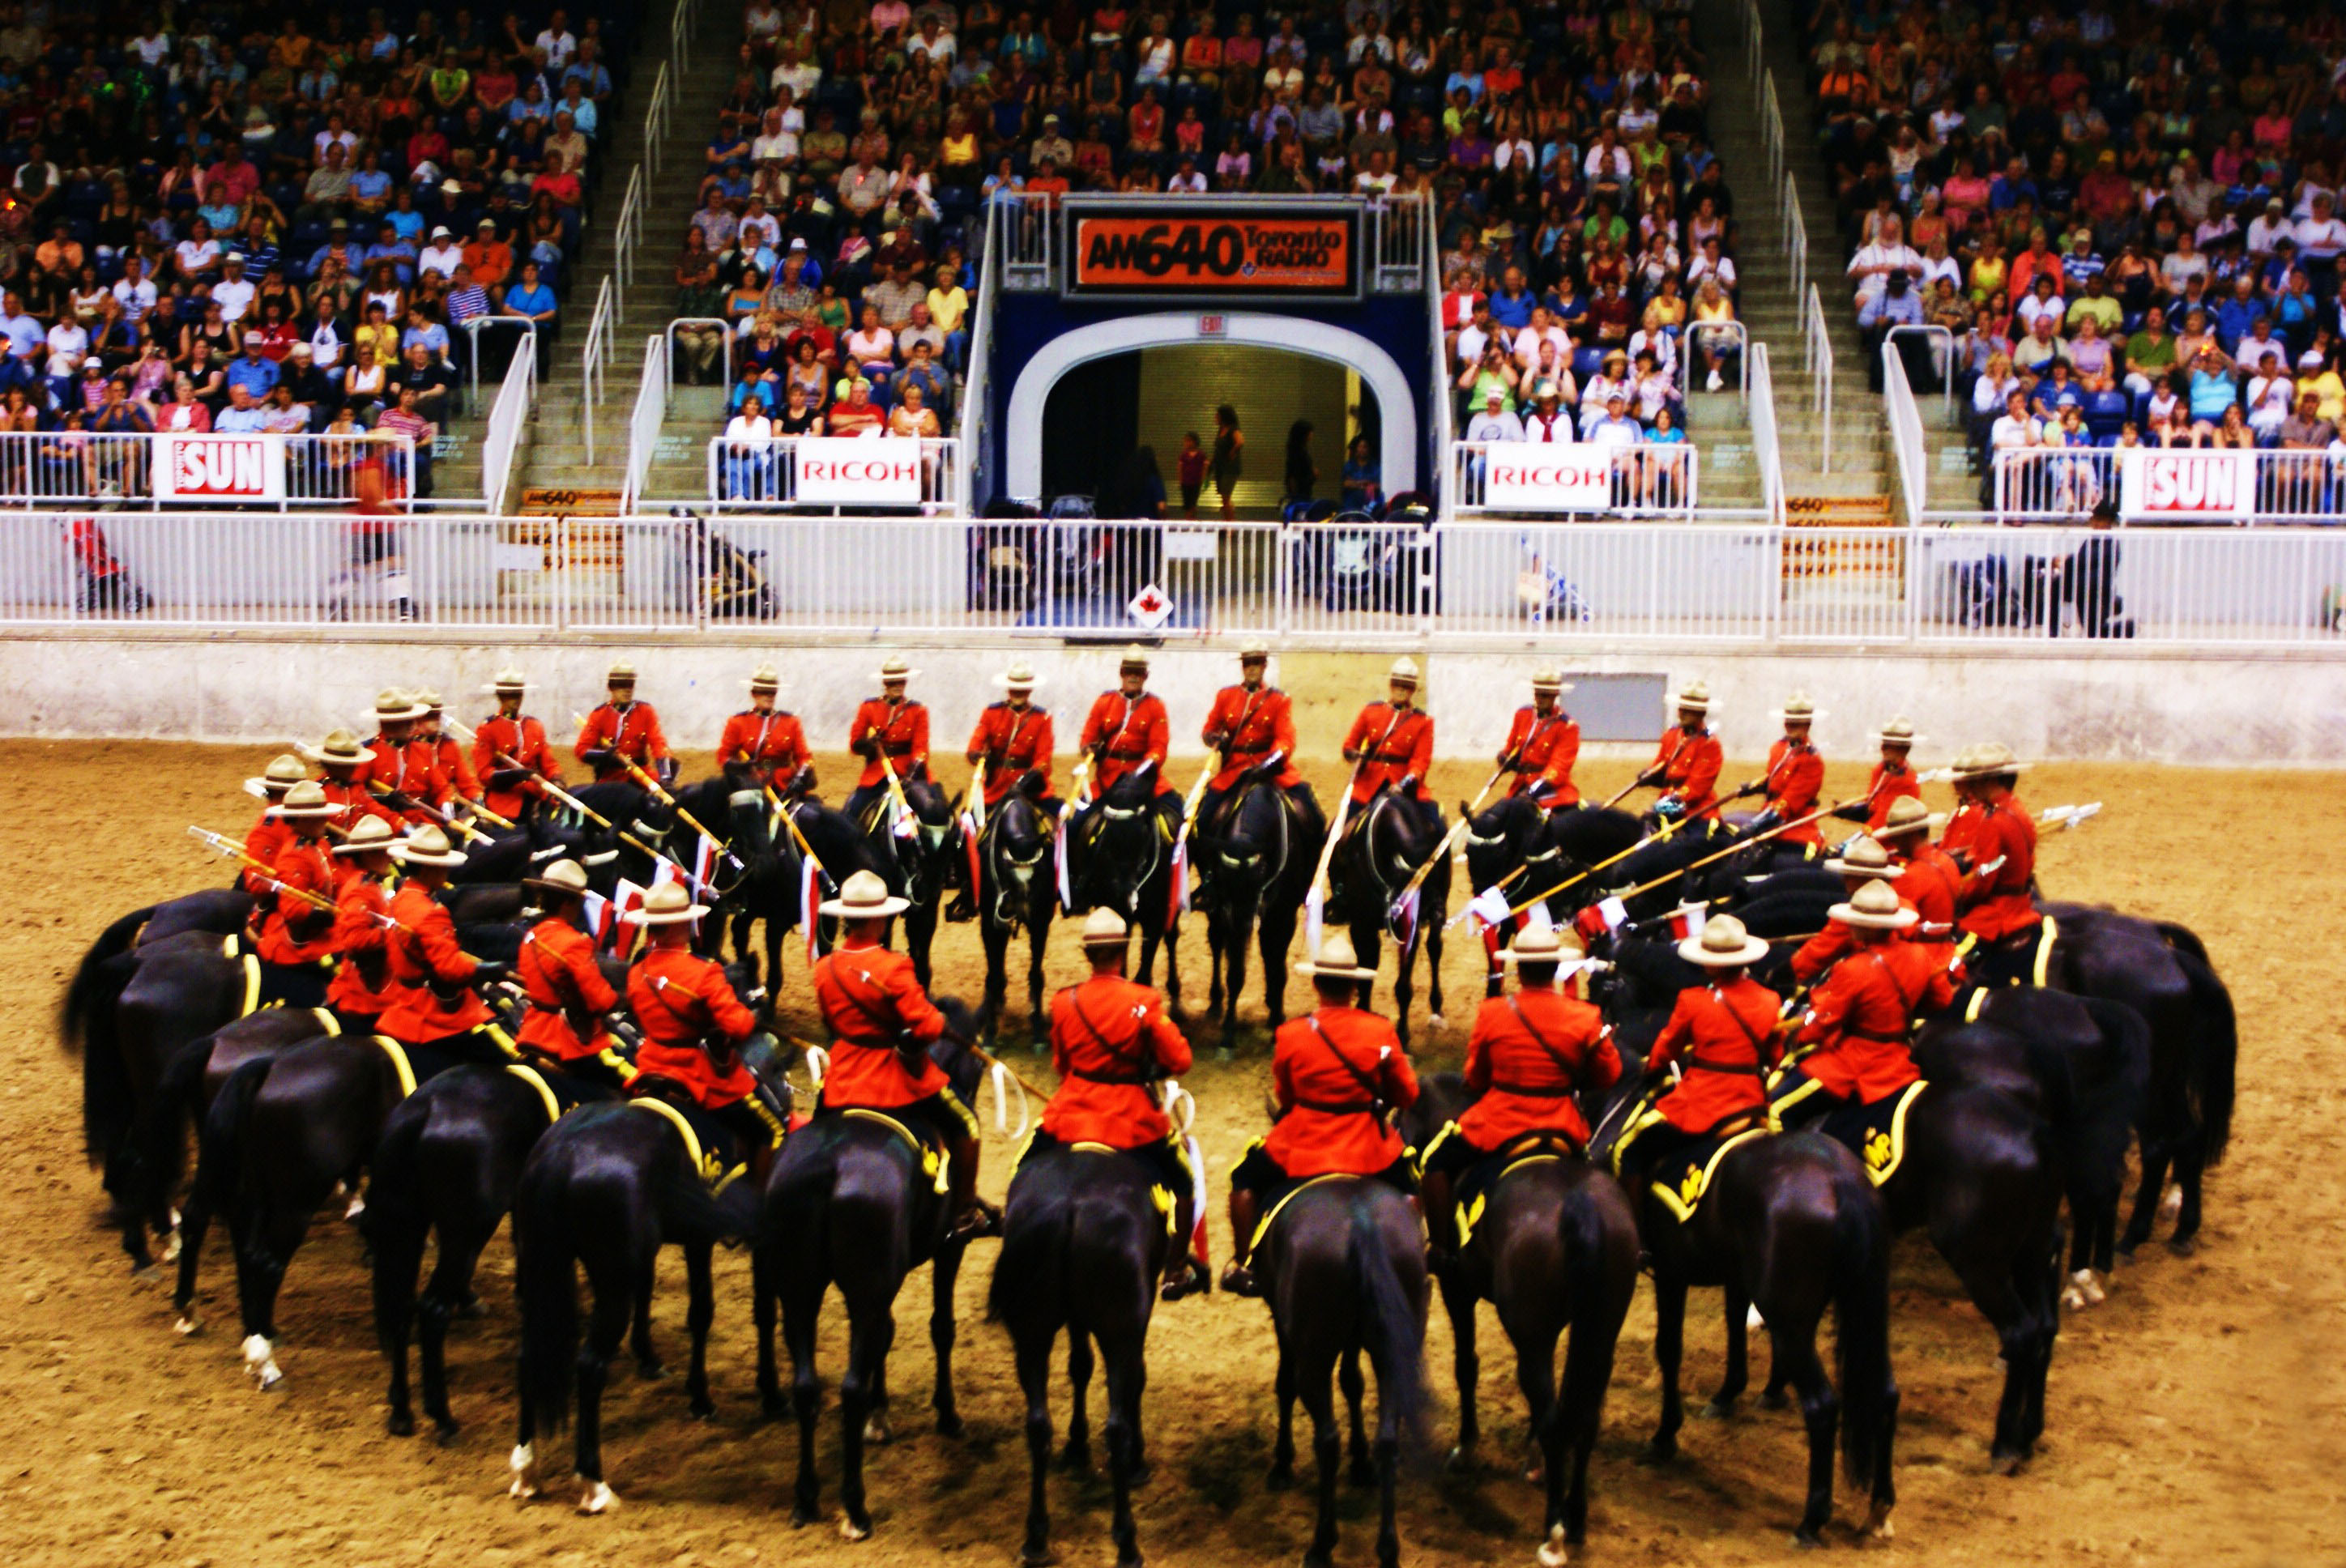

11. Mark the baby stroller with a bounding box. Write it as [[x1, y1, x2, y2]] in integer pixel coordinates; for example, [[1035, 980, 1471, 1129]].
[[669, 508, 778, 620], [66, 516, 151, 616]]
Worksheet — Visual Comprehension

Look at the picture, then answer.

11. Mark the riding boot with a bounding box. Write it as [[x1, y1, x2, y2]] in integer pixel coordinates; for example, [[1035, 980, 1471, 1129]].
[[1221, 1188, 1263, 1297], [1159, 1194, 1209, 1300], [1420, 1169, 1457, 1267], [945, 1134, 1000, 1241]]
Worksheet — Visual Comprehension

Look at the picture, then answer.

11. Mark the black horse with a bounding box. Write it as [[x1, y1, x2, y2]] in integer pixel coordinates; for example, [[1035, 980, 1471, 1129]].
[[1325, 784, 1448, 1043], [855, 772, 963, 988], [509, 1093, 767, 1513], [1458, 796, 1644, 920], [988, 1140, 1179, 1568], [1398, 1075, 1638, 1564], [1067, 773, 1183, 1006], [369, 1061, 617, 1439], [1192, 774, 1323, 1049], [962, 785, 1059, 1047], [2036, 905, 2237, 1256], [1584, 1041, 1900, 1547], [754, 997, 991, 1540], [1252, 1177, 1426, 1568]]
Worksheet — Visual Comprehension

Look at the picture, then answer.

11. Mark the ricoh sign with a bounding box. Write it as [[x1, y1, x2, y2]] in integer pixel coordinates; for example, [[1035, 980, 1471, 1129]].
[[792, 438, 923, 505], [1483, 448, 1616, 511], [152, 434, 287, 501]]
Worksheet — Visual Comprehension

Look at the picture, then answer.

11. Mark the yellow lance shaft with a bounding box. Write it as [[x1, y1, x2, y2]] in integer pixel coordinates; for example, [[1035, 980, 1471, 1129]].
[[1396, 752, 1517, 909], [618, 753, 726, 850], [454, 728, 687, 872], [1175, 756, 1217, 844], [1611, 797, 1858, 903], [1506, 812, 1693, 918], [190, 825, 337, 912], [367, 778, 493, 844], [765, 784, 832, 883], [969, 759, 987, 834], [1310, 705, 1405, 904]]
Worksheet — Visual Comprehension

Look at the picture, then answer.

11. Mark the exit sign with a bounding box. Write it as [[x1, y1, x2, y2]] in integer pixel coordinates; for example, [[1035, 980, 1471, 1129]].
[[1196, 314, 1226, 336]]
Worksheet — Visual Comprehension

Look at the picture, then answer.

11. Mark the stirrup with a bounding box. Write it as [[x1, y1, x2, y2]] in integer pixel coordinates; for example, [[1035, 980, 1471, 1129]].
[[1159, 1255, 1210, 1302], [1219, 1259, 1260, 1298], [947, 1198, 1001, 1241]]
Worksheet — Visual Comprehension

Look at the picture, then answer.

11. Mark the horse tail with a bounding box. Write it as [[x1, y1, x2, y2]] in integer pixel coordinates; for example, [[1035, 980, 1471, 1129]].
[[513, 1149, 582, 1437], [60, 905, 151, 1055], [2150, 920, 2212, 967], [197, 1057, 272, 1229], [1541, 1182, 1623, 1460], [985, 1185, 1070, 1327], [2171, 948, 2236, 1170], [1347, 1192, 1424, 1425], [143, 1033, 219, 1207], [66, 911, 150, 1169], [2074, 995, 2152, 1163], [655, 1144, 762, 1246], [1829, 1165, 1896, 1493], [365, 1091, 435, 1355]]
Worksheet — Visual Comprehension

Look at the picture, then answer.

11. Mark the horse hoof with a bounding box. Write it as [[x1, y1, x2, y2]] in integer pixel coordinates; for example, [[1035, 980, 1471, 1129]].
[[1639, 1439, 1675, 1466], [1757, 1389, 1790, 1412], [1538, 1524, 1572, 1568], [161, 1230, 182, 1264], [454, 1293, 488, 1320], [791, 1504, 817, 1529], [637, 1359, 668, 1381], [2166, 1234, 2198, 1259], [1128, 1463, 1152, 1489], [761, 1391, 791, 1420], [936, 1411, 965, 1439], [1019, 1548, 1060, 1567], [864, 1415, 894, 1446], [433, 1418, 462, 1445], [1792, 1528, 1825, 1550], [242, 1335, 284, 1391], [838, 1515, 872, 1543], [691, 1400, 716, 1421], [1862, 1501, 1896, 1540], [173, 1314, 201, 1336], [388, 1409, 416, 1438], [1265, 1464, 1294, 1492], [1990, 1451, 2027, 1477], [2160, 1183, 2183, 1217], [129, 1258, 160, 1280], [1059, 1445, 1091, 1475], [1700, 1398, 1738, 1421], [1444, 1444, 1474, 1475], [343, 1195, 366, 1223], [575, 1479, 618, 1515]]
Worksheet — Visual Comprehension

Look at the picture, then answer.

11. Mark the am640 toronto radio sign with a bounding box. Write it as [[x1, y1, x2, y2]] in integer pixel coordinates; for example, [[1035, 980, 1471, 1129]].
[[1066, 206, 1362, 298]]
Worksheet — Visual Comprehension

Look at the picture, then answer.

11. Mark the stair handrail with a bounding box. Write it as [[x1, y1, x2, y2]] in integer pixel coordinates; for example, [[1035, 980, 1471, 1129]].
[[581, 275, 615, 462], [1880, 338, 1926, 528], [672, 0, 704, 72], [643, 62, 672, 179], [614, 166, 645, 294], [1803, 282, 1833, 474], [481, 332, 536, 514], [621, 333, 670, 513], [955, 202, 1000, 512], [1748, 339, 1785, 526]]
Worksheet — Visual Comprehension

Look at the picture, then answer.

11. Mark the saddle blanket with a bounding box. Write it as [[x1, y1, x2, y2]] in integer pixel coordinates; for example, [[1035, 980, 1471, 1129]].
[[1816, 1080, 1929, 1188], [1648, 1127, 1769, 1224]]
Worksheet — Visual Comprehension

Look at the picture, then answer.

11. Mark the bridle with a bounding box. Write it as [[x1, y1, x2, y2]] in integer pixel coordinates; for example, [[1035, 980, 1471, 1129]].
[[980, 800, 1049, 931]]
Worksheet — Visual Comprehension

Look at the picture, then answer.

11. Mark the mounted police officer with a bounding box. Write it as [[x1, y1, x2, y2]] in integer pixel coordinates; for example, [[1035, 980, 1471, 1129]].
[[1501, 666, 1582, 809], [625, 880, 787, 1174], [577, 661, 675, 786], [516, 858, 633, 1092], [720, 663, 812, 792], [1339, 656, 1439, 837], [966, 660, 1056, 812], [1947, 743, 2042, 987], [251, 779, 343, 1010], [1077, 646, 1181, 840], [1198, 641, 1315, 830], [380, 824, 519, 1067], [1635, 680, 1723, 832], [845, 654, 931, 824], [473, 667, 563, 824]]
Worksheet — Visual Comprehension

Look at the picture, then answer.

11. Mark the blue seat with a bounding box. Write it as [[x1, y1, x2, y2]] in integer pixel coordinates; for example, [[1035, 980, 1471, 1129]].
[[2084, 390, 2128, 438]]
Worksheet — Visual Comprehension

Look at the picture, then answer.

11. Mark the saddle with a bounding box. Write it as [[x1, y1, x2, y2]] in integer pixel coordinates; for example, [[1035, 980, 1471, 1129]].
[[1815, 1080, 1929, 1188], [1453, 1131, 1584, 1250], [828, 1104, 950, 1195], [1009, 1132, 1181, 1237], [505, 1059, 610, 1123], [629, 1079, 753, 1193], [1645, 1123, 1770, 1224]]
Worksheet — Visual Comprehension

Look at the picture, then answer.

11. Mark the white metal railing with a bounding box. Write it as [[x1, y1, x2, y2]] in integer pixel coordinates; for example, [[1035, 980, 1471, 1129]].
[[1984, 445, 2346, 526], [1883, 323, 1958, 424], [1989, 447, 2118, 519], [480, 338, 535, 513], [643, 64, 672, 179], [614, 166, 645, 292], [1782, 173, 1808, 309], [621, 333, 670, 513], [1424, 190, 1453, 490], [1448, 442, 1703, 518], [1803, 283, 1833, 472], [1882, 341, 1926, 528], [0, 430, 421, 509], [582, 275, 616, 462], [461, 317, 538, 408], [997, 190, 1059, 290], [1368, 191, 1432, 295], [958, 215, 1000, 509], [1748, 339, 1785, 524], [708, 435, 962, 512], [1762, 73, 1785, 195], [666, 317, 734, 393], [671, 0, 700, 71], [5, 513, 2342, 646]]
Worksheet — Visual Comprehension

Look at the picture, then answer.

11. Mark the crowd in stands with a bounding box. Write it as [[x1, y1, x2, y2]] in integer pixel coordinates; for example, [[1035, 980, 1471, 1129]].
[[690, 0, 1745, 497], [0, 2, 634, 500], [1809, 0, 2346, 501]]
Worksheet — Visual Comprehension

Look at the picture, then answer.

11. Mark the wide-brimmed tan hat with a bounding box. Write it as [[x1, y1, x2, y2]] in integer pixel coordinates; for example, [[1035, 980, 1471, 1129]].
[[331, 815, 399, 856], [1828, 879, 1917, 931], [277, 779, 338, 819], [746, 663, 780, 692], [1081, 907, 1129, 948], [994, 660, 1040, 691], [1119, 645, 1151, 672], [523, 858, 589, 897], [1949, 742, 2028, 781], [1295, 931, 1378, 981], [481, 667, 529, 694], [1823, 836, 1903, 880], [607, 660, 638, 685], [374, 688, 429, 722], [248, 753, 307, 795], [1874, 715, 1919, 747], [1773, 692, 1820, 723], [1237, 638, 1270, 662], [875, 654, 916, 684], [1388, 655, 1421, 686], [1672, 680, 1711, 714], [415, 689, 446, 712], [389, 823, 468, 867], [1875, 796, 1941, 840], [1680, 913, 1770, 967], [300, 726, 368, 767], [624, 879, 709, 925], [818, 867, 910, 919], [1499, 925, 1585, 965], [1529, 664, 1573, 694]]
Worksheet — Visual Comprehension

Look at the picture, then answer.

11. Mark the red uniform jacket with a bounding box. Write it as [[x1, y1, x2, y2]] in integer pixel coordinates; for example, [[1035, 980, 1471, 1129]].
[[1895, 842, 1963, 940], [1939, 801, 1987, 870], [255, 836, 338, 965], [1795, 943, 1953, 1102], [812, 938, 949, 1107], [241, 809, 292, 896], [380, 882, 492, 1043], [517, 914, 622, 1060], [629, 946, 758, 1107], [1202, 684, 1301, 790], [1263, 1006, 1419, 1177], [1041, 974, 1190, 1147], [1650, 978, 1784, 1133], [851, 697, 931, 790], [325, 869, 399, 1015], [1652, 726, 1723, 817], [318, 774, 402, 832], [1081, 691, 1174, 795], [720, 709, 811, 781], [360, 735, 446, 824], [473, 713, 562, 822], [425, 732, 480, 801], [1862, 761, 1924, 831], [1760, 737, 1825, 847], [575, 701, 671, 782], [1456, 987, 1620, 1149], [1957, 798, 2040, 942], [966, 703, 1055, 806], [1343, 702, 1435, 804], [1791, 882, 1925, 985], [1502, 707, 1580, 806]]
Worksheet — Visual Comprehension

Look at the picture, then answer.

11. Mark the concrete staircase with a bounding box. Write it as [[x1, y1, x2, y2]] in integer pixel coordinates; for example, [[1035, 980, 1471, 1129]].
[[509, 7, 735, 503], [1706, 0, 1893, 505]]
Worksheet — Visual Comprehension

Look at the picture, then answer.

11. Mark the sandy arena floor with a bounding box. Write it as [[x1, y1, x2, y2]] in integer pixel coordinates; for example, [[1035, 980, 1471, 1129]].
[[2, 735, 2341, 1567]]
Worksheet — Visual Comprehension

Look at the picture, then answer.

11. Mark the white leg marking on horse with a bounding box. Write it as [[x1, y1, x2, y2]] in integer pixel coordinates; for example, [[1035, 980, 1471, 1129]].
[[2161, 1183, 2182, 1216], [575, 1477, 617, 1515], [838, 1515, 872, 1543], [241, 1334, 283, 1390], [173, 1312, 201, 1336], [1746, 1303, 1767, 1331], [508, 1443, 541, 1500], [1537, 1523, 1571, 1566], [343, 1193, 367, 1221], [1862, 1501, 1896, 1540]]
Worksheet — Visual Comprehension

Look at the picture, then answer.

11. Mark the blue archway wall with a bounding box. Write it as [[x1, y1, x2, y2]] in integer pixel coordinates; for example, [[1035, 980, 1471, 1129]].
[[981, 292, 1435, 512]]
